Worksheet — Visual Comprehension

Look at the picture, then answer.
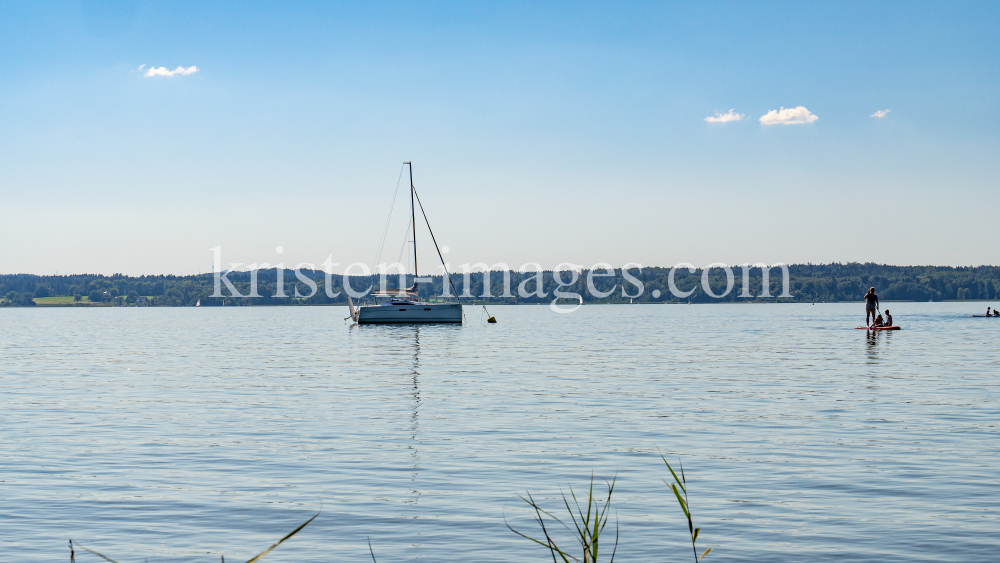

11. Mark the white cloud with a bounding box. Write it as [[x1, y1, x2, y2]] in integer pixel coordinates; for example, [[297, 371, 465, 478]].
[[759, 106, 818, 125], [704, 109, 745, 123], [870, 109, 890, 118], [137, 64, 145, 71], [144, 65, 199, 77]]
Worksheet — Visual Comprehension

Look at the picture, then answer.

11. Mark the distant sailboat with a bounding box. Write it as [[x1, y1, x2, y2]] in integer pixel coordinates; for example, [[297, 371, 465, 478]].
[[195, 299, 200, 307], [355, 162, 462, 324]]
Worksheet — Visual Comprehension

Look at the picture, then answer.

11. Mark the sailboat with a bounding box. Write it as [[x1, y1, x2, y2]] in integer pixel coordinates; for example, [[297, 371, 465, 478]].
[[352, 162, 463, 324]]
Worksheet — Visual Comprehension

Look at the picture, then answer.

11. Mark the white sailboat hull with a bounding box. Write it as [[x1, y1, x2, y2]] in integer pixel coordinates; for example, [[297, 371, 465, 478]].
[[357, 303, 462, 324]]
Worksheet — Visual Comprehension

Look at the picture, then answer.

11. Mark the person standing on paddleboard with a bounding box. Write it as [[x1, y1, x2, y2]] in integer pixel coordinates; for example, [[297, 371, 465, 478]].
[[864, 287, 879, 327]]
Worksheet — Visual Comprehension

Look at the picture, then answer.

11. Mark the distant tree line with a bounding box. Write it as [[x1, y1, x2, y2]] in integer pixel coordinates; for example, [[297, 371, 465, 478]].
[[2, 263, 999, 307]]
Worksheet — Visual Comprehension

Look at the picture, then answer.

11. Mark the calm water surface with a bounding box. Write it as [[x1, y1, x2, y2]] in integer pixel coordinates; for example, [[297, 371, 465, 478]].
[[2, 303, 998, 562]]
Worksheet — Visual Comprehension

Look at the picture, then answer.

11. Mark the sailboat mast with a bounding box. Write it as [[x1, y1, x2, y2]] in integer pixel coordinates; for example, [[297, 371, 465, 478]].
[[408, 162, 417, 291]]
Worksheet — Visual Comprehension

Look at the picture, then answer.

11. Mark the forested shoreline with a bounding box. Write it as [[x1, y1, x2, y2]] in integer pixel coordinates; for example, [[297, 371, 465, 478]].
[[2, 263, 999, 307]]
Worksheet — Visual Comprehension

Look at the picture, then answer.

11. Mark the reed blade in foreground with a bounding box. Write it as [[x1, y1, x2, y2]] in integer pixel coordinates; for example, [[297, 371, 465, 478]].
[[69, 512, 318, 563], [661, 453, 711, 563], [507, 475, 618, 563]]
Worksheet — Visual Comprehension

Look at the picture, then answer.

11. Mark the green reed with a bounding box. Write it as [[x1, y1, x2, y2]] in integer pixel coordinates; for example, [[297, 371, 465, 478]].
[[70, 512, 318, 563], [661, 454, 712, 562], [69, 455, 712, 562], [508, 455, 712, 562], [506, 474, 619, 563]]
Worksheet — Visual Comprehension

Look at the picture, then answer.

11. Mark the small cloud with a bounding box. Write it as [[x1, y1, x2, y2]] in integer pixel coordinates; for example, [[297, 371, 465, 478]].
[[759, 106, 818, 125], [704, 109, 745, 123], [137, 64, 145, 71], [870, 109, 890, 118], [144, 65, 199, 77]]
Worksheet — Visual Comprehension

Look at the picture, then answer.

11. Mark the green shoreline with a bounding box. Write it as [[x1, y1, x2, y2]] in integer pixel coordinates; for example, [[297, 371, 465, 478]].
[[4, 263, 1000, 307]]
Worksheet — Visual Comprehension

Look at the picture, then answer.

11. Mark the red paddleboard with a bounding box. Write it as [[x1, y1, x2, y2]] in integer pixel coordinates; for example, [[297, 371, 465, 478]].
[[855, 326, 901, 330]]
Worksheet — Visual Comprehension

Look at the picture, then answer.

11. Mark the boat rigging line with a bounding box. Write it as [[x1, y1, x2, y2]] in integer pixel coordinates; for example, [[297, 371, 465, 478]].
[[412, 184, 462, 304], [371, 163, 407, 273], [394, 214, 413, 274]]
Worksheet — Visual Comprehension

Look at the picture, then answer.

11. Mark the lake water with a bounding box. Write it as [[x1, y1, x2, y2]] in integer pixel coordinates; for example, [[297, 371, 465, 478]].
[[2, 303, 998, 562]]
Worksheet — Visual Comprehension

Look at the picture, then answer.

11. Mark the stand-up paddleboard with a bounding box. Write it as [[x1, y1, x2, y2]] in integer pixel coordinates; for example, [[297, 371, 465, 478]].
[[971, 315, 997, 317], [855, 326, 901, 330]]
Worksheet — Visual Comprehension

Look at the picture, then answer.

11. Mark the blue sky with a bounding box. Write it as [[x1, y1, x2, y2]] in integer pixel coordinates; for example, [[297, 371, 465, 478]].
[[2, 1, 998, 275]]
